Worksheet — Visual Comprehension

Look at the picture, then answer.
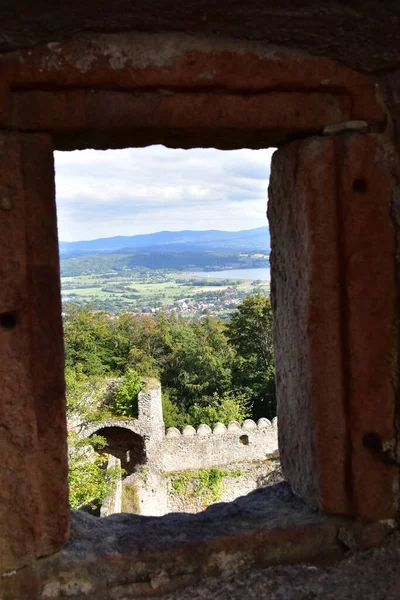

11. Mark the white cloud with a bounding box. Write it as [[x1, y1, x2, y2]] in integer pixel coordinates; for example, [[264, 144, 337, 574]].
[[54, 146, 275, 241]]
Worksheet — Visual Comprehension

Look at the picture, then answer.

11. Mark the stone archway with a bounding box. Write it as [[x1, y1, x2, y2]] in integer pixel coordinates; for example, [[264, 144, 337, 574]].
[[90, 426, 146, 477]]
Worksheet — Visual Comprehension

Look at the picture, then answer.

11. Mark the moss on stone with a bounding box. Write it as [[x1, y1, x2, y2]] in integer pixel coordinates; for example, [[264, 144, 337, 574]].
[[168, 467, 243, 506], [142, 378, 160, 392], [121, 481, 140, 513]]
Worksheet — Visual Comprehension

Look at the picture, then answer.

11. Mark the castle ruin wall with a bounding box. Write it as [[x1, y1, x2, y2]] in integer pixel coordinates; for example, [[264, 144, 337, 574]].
[[86, 383, 278, 475], [161, 420, 278, 472]]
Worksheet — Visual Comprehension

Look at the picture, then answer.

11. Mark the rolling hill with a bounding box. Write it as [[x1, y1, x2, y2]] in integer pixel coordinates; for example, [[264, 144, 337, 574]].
[[59, 227, 270, 257]]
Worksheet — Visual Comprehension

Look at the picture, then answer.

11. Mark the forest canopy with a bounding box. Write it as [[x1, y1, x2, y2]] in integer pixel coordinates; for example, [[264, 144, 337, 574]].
[[64, 294, 276, 427]]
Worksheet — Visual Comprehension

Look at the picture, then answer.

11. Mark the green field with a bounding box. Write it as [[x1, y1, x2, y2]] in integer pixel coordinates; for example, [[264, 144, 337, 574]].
[[61, 270, 270, 317]]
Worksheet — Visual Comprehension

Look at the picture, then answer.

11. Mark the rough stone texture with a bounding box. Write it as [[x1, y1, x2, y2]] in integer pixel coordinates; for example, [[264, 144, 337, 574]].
[[125, 467, 169, 517], [0, 482, 395, 600], [0, 3, 400, 72], [338, 135, 398, 519], [268, 136, 348, 514], [151, 531, 400, 600], [0, 34, 385, 149], [7, 89, 355, 151], [138, 381, 165, 452], [166, 457, 283, 514], [382, 72, 400, 472], [100, 456, 122, 517], [162, 423, 278, 471], [0, 132, 68, 573], [268, 133, 399, 520]]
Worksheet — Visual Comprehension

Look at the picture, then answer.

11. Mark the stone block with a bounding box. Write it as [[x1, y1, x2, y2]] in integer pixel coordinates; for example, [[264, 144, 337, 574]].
[[268, 133, 399, 519], [20, 482, 393, 600], [0, 133, 68, 573], [10, 89, 350, 148]]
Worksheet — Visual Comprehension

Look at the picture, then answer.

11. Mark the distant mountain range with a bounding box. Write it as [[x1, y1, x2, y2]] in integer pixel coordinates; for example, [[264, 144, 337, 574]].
[[59, 227, 270, 257]]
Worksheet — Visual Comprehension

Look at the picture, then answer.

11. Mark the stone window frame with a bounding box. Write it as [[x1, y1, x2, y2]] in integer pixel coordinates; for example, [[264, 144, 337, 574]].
[[1, 32, 398, 584]]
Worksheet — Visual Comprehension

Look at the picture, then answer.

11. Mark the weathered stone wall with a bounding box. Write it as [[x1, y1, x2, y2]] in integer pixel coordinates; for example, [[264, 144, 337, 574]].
[[0, 1, 399, 73], [86, 384, 278, 476], [162, 419, 278, 472], [166, 455, 282, 514], [85, 386, 278, 516], [123, 468, 169, 517], [100, 456, 122, 517], [268, 132, 399, 520], [1, 9, 400, 594]]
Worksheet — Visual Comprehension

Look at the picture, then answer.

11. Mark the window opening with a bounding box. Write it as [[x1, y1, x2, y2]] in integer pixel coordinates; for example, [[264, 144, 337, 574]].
[[56, 145, 279, 517]]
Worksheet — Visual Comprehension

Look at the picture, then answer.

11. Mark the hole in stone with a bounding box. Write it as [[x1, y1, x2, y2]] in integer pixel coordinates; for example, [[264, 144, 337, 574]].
[[363, 432, 382, 454], [352, 178, 368, 194], [0, 312, 17, 329], [239, 435, 249, 445]]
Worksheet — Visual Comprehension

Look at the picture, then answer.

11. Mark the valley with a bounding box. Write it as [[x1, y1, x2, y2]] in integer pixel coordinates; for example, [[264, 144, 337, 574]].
[[61, 258, 270, 318], [60, 227, 271, 317]]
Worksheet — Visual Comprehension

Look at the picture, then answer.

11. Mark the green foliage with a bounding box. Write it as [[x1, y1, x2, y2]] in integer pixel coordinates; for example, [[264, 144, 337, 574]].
[[65, 366, 110, 427], [187, 392, 250, 428], [162, 390, 186, 429], [161, 315, 234, 413], [228, 294, 276, 419], [64, 295, 276, 507], [66, 367, 124, 509], [68, 445, 123, 510], [169, 467, 243, 505], [111, 369, 142, 418], [63, 294, 276, 428], [63, 306, 113, 377]]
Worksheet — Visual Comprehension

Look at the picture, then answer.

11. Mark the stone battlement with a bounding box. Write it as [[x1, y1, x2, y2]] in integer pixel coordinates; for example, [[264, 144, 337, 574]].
[[165, 417, 277, 438], [162, 416, 278, 472], [85, 382, 278, 474]]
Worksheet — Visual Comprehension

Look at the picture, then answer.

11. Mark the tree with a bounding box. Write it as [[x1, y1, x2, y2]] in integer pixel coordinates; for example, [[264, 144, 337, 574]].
[[108, 313, 160, 375], [65, 367, 123, 509], [63, 306, 113, 377], [187, 392, 251, 428], [161, 315, 234, 412], [228, 294, 276, 419], [162, 389, 186, 429], [110, 369, 143, 418]]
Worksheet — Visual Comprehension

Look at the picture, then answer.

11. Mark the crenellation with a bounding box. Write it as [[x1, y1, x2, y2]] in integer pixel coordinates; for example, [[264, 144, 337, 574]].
[[85, 382, 278, 483], [242, 419, 257, 430], [227, 420, 242, 432], [162, 417, 278, 472], [196, 424, 212, 436], [165, 427, 181, 438], [257, 417, 272, 429], [182, 425, 196, 436], [212, 422, 227, 435]]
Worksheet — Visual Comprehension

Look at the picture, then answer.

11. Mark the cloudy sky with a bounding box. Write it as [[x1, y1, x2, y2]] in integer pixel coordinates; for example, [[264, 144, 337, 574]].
[[54, 146, 275, 242]]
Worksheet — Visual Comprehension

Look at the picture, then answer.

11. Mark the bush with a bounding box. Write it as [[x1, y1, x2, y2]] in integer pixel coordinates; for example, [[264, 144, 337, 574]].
[[68, 433, 124, 509], [162, 389, 186, 429], [187, 392, 251, 428], [169, 467, 243, 506], [111, 369, 142, 418]]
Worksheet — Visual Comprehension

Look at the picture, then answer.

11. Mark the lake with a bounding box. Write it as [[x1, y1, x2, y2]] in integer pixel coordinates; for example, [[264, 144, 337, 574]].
[[191, 268, 271, 281]]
